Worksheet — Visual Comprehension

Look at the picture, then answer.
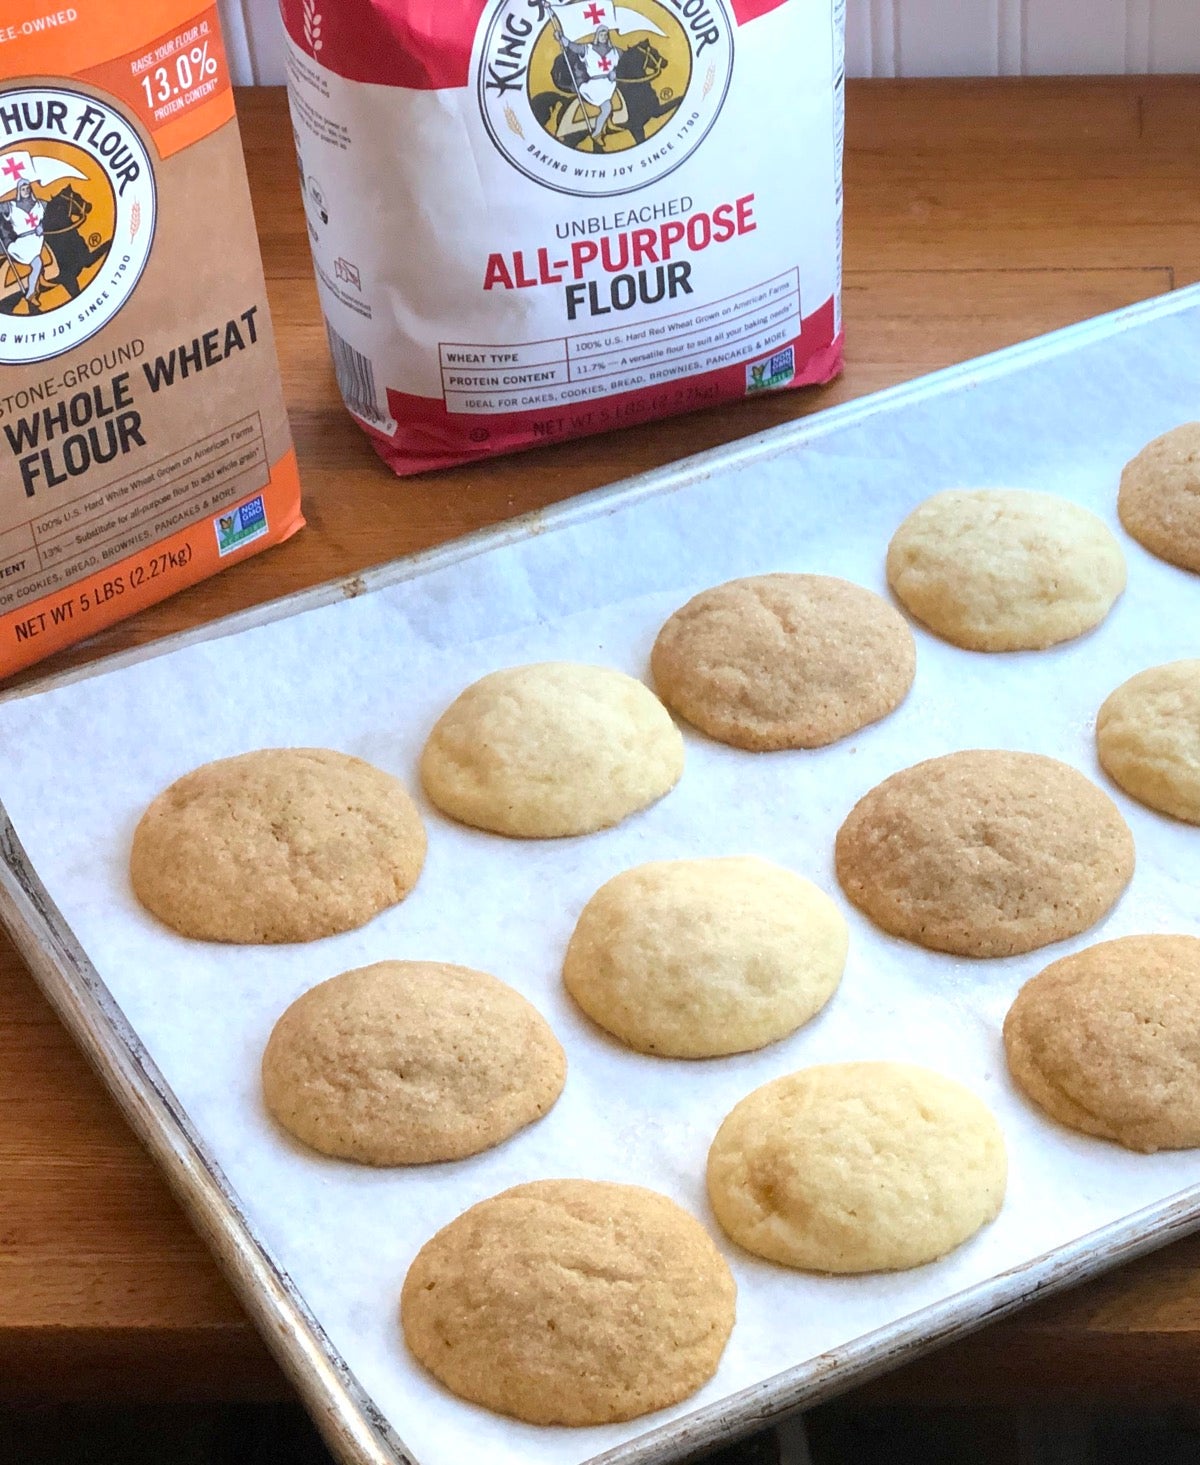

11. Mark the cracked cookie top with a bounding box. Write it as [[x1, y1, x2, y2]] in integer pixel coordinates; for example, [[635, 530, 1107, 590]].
[[130, 747, 426, 943]]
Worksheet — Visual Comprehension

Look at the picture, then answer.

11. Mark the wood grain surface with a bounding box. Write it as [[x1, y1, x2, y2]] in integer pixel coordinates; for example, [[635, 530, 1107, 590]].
[[4, 79, 1200, 1405]]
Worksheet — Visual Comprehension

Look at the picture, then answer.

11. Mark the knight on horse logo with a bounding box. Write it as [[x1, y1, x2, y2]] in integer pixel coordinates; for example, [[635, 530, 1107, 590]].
[[478, 0, 733, 197], [536, 0, 681, 151], [0, 87, 156, 365], [0, 143, 112, 318]]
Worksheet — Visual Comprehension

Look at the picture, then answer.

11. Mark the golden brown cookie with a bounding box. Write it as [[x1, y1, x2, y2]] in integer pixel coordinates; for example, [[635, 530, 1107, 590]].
[[835, 750, 1134, 957], [886, 489, 1126, 651], [1096, 660, 1200, 824], [400, 1179, 735, 1425], [130, 749, 426, 943], [1118, 423, 1200, 573], [706, 1063, 1007, 1273], [262, 961, 565, 1164], [420, 662, 684, 838], [1004, 935, 1200, 1153], [563, 857, 847, 1057], [650, 573, 915, 750]]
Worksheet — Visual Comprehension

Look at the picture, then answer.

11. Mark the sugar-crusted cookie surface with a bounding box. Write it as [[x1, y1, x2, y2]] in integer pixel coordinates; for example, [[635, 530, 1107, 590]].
[[563, 857, 847, 1057], [262, 961, 565, 1164], [650, 573, 915, 750], [400, 1179, 735, 1425], [420, 662, 684, 838], [1004, 935, 1200, 1153], [130, 748, 426, 943], [1118, 423, 1200, 573], [835, 750, 1134, 957], [886, 489, 1126, 650], [1097, 660, 1200, 824], [706, 1062, 1007, 1273]]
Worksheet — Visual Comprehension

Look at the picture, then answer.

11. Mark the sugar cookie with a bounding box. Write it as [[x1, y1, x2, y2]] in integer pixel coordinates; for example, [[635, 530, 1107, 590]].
[[131, 748, 426, 943], [835, 750, 1134, 957], [401, 1179, 735, 1424], [1097, 660, 1200, 824], [1118, 423, 1200, 573], [651, 573, 915, 750], [1005, 935, 1200, 1153], [262, 961, 565, 1164], [707, 1063, 1007, 1272], [563, 857, 846, 1056], [887, 489, 1125, 650], [420, 663, 683, 837]]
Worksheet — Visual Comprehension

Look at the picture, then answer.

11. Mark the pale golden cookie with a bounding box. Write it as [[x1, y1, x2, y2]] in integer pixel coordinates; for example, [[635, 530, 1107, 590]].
[[1097, 660, 1200, 824], [650, 573, 915, 750], [400, 1179, 735, 1425], [1004, 936, 1200, 1152], [420, 662, 683, 838], [563, 857, 847, 1057], [131, 749, 426, 943], [1118, 423, 1200, 573], [706, 1063, 1007, 1273], [835, 750, 1134, 957], [886, 489, 1126, 651], [262, 961, 565, 1164]]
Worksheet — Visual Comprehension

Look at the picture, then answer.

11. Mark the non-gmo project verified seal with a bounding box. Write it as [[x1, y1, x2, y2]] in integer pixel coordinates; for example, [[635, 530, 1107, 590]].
[[746, 347, 796, 393], [214, 495, 269, 556]]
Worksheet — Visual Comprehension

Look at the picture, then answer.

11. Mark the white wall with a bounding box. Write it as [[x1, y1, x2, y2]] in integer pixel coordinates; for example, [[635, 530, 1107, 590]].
[[220, 0, 1200, 83], [846, 0, 1200, 76]]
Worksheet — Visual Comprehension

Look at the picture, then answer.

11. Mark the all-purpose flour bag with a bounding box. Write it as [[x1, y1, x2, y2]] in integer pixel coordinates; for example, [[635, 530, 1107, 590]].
[[280, 0, 845, 474]]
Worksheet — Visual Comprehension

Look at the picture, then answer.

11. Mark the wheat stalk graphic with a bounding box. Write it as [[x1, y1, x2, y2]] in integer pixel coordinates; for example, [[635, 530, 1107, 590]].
[[303, 0, 323, 52], [130, 201, 141, 241], [505, 105, 524, 138], [702, 63, 716, 98]]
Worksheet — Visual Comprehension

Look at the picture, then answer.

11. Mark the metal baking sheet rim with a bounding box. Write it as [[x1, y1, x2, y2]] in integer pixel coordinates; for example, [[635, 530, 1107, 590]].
[[4, 283, 1200, 1465]]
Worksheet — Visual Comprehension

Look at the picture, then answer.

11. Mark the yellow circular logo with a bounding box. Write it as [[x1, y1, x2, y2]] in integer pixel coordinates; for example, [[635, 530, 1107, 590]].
[[0, 136, 115, 320], [478, 0, 734, 198], [0, 88, 156, 365], [526, 0, 691, 155]]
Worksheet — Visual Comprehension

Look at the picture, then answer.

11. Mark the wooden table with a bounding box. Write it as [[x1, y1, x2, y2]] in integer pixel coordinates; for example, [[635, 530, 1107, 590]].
[[5, 77, 1200, 1408]]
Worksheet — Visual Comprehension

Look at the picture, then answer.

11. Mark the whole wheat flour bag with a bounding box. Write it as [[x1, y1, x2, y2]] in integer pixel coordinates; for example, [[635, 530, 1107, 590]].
[[0, 2, 303, 679], [279, 0, 845, 473]]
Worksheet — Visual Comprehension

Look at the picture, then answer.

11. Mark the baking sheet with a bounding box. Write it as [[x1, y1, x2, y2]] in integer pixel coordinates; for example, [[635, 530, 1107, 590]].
[[3, 286, 1200, 1465]]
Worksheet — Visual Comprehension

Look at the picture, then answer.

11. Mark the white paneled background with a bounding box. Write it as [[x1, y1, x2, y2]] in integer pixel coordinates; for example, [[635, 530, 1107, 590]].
[[219, 0, 1200, 83]]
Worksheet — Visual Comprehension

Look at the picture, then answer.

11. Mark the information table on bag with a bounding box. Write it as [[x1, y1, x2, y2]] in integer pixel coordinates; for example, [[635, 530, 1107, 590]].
[[0, 414, 268, 611], [439, 270, 802, 414]]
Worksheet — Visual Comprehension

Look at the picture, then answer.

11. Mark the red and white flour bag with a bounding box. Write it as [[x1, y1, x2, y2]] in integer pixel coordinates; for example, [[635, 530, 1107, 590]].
[[279, 0, 845, 474]]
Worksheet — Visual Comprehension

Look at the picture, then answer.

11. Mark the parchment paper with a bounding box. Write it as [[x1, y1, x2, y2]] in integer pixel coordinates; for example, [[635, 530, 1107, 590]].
[[2, 289, 1200, 1465]]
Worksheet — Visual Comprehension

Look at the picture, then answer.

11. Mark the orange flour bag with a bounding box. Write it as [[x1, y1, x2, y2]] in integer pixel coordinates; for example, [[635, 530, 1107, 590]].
[[0, 2, 303, 678]]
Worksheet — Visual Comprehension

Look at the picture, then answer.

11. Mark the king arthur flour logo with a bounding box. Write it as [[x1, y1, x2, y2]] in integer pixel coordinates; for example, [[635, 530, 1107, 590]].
[[0, 87, 156, 366], [478, 0, 733, 197]]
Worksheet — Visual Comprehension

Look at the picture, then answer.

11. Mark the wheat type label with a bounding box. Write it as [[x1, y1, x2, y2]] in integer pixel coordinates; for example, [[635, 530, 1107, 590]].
[[279, 0, 845, 475], [0, 1, 304, 678]]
